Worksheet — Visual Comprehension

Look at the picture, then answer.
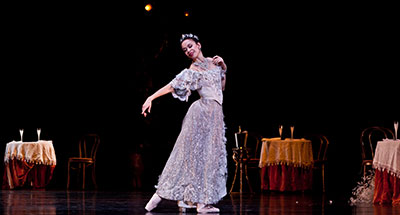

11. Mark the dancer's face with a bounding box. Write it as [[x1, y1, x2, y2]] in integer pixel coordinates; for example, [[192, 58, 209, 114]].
[[181, 39, 202, 60]]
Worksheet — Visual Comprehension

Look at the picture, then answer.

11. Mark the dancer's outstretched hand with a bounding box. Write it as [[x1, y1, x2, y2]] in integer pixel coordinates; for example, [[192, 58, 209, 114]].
[[142, 98, 152, 117]]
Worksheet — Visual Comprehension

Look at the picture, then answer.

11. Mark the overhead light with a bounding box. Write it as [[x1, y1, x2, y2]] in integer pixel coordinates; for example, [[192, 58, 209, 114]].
[[145, 4, 152, 12]]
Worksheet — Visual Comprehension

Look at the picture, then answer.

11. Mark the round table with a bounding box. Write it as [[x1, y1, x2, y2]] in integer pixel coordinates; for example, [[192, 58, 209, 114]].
[[373, 139, 400, 205], [2, 140, 56, 189], [259, 138, 314, 191]]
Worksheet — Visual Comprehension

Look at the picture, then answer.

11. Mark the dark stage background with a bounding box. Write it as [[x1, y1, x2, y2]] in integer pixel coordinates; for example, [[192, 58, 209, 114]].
[[1, 1, 398, 199]]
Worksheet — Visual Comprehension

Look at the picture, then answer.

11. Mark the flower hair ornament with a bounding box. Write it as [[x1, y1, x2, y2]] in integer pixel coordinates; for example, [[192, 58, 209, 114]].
[[180, 33, 199, 43]]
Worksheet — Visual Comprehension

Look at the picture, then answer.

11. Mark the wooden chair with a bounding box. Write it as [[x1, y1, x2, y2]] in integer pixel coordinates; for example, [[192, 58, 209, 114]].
[[359, 126, 394, 178], [244, 131, 263, 193], [67, 133, 100, 189], [244, 131, 262, 170], [306, 134, 330, 192]]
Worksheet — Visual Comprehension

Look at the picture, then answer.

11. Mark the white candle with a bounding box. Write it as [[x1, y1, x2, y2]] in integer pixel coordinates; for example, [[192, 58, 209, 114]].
[[235, 133, 238, 148]]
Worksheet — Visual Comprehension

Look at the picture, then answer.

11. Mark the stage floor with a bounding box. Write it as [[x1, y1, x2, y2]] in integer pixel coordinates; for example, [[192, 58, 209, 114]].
[[0, 190, 398, 214]]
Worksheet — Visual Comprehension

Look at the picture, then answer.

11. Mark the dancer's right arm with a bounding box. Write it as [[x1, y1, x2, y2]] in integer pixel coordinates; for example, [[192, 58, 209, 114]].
[[141, 83, 174, 117]]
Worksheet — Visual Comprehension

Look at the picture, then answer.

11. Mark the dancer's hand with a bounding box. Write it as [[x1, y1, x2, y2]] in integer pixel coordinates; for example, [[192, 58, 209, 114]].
[[142, 98, 152, 117], [212, 55, 226, 71]]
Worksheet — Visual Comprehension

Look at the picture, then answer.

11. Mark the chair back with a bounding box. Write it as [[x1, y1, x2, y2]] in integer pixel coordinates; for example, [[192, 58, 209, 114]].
[[306, 134, 329, 162], [246, 131, 262, 159], [360, 126, 394, 161], [78, 133, 100, 160]]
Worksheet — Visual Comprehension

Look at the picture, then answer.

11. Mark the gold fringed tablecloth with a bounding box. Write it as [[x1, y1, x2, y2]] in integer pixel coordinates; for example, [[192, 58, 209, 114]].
[[259, 138, 313, 168], [259, 138, 314, 191]]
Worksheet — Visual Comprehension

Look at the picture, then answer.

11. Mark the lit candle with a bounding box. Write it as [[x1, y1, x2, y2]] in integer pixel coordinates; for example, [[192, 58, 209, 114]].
[[37, 128, 41, 141], [19, 129, 24, 142], [290, 126, 294, 139]]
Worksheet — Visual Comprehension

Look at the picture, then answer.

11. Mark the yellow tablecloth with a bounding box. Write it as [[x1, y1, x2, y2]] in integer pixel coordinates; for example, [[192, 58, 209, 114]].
[[259, 138, 313, 168], [259, 137, 314, 191]]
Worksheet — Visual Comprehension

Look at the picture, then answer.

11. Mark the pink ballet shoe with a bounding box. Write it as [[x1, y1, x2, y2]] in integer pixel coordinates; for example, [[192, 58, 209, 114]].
[[145, 193, 162, 212], [178, 200, 196, 212], [197, 204, 220, 213]]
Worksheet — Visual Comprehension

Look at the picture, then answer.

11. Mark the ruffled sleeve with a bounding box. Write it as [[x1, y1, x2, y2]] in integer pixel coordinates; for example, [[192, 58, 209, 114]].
[[220, 67, 227, 77], [169, 69, 202, 102], [220, 67, 227, 91]]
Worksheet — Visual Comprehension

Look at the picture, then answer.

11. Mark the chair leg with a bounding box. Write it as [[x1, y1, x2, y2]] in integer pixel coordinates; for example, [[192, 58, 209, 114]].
[[67, 161, 71, 189], [322, 164, 325, 193], [363, 165, 366, 179], [92, 164, 97, 189], [82, 164, 86, 190], [244, 163, 253, 193]]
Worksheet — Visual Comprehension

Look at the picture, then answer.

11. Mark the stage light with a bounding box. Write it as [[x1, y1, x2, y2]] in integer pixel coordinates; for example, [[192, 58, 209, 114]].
[[145, 4, 152, 12]]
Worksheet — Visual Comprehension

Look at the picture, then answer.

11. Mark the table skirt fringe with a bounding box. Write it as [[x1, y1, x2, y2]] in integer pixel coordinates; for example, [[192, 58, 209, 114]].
[[4, 156, 57, 166], [373, 165, 400, 179], [259, 161, 313, 169]]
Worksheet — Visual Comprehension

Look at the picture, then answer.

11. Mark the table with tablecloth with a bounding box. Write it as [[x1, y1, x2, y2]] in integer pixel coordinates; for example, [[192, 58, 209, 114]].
[[2, 141, 56, 189], [373, 139, 400, 205], [259, 138, 314, 191]]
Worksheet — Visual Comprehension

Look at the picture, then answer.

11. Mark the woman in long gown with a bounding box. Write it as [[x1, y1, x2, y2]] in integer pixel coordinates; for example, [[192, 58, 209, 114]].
[[141, 33, 228, 213]]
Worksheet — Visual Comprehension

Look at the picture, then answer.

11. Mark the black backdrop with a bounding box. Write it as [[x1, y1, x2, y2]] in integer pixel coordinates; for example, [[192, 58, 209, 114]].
[[1, 2, 398, 199]]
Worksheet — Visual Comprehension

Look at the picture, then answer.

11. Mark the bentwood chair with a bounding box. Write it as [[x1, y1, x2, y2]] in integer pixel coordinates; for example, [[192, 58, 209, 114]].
[[67, 133, 100, 189], [244, 131, 262, 172], [359, 126, 394, 178], [306, 134, 330, 192], [244, 131, 263, 192]]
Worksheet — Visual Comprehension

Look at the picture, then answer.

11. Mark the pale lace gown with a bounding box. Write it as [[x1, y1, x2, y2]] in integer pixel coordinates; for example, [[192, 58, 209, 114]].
[[155, 63, 227, 205]]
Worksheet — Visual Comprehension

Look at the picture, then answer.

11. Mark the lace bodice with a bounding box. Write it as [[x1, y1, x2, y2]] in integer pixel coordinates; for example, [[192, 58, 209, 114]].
[[169, 66, 226, 104]]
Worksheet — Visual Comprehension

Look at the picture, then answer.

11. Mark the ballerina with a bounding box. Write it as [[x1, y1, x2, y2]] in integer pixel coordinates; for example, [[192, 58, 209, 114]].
[[142, 33, 228, 213]]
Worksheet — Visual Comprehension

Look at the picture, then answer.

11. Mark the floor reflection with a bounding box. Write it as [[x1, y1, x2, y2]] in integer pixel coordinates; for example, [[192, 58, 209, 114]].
[[230, 192, 324, 215], [0, 190, 398, 214], [2, 190, 57, 215], [66, 191, 97, 214], [228, 191, 399, 215], [352, 203, 400, 215]]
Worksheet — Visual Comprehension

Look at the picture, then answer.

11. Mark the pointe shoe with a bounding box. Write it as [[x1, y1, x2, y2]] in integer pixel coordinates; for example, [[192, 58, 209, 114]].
[[178, 200, 197, 208], [178, 200, 196, 213], [197, 204, 220, 213], [145, 193, 162, 212]]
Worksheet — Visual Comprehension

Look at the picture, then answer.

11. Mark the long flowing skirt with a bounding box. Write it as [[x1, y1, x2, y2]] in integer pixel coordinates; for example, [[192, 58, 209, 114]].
[[156, 99, 227, 204]]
